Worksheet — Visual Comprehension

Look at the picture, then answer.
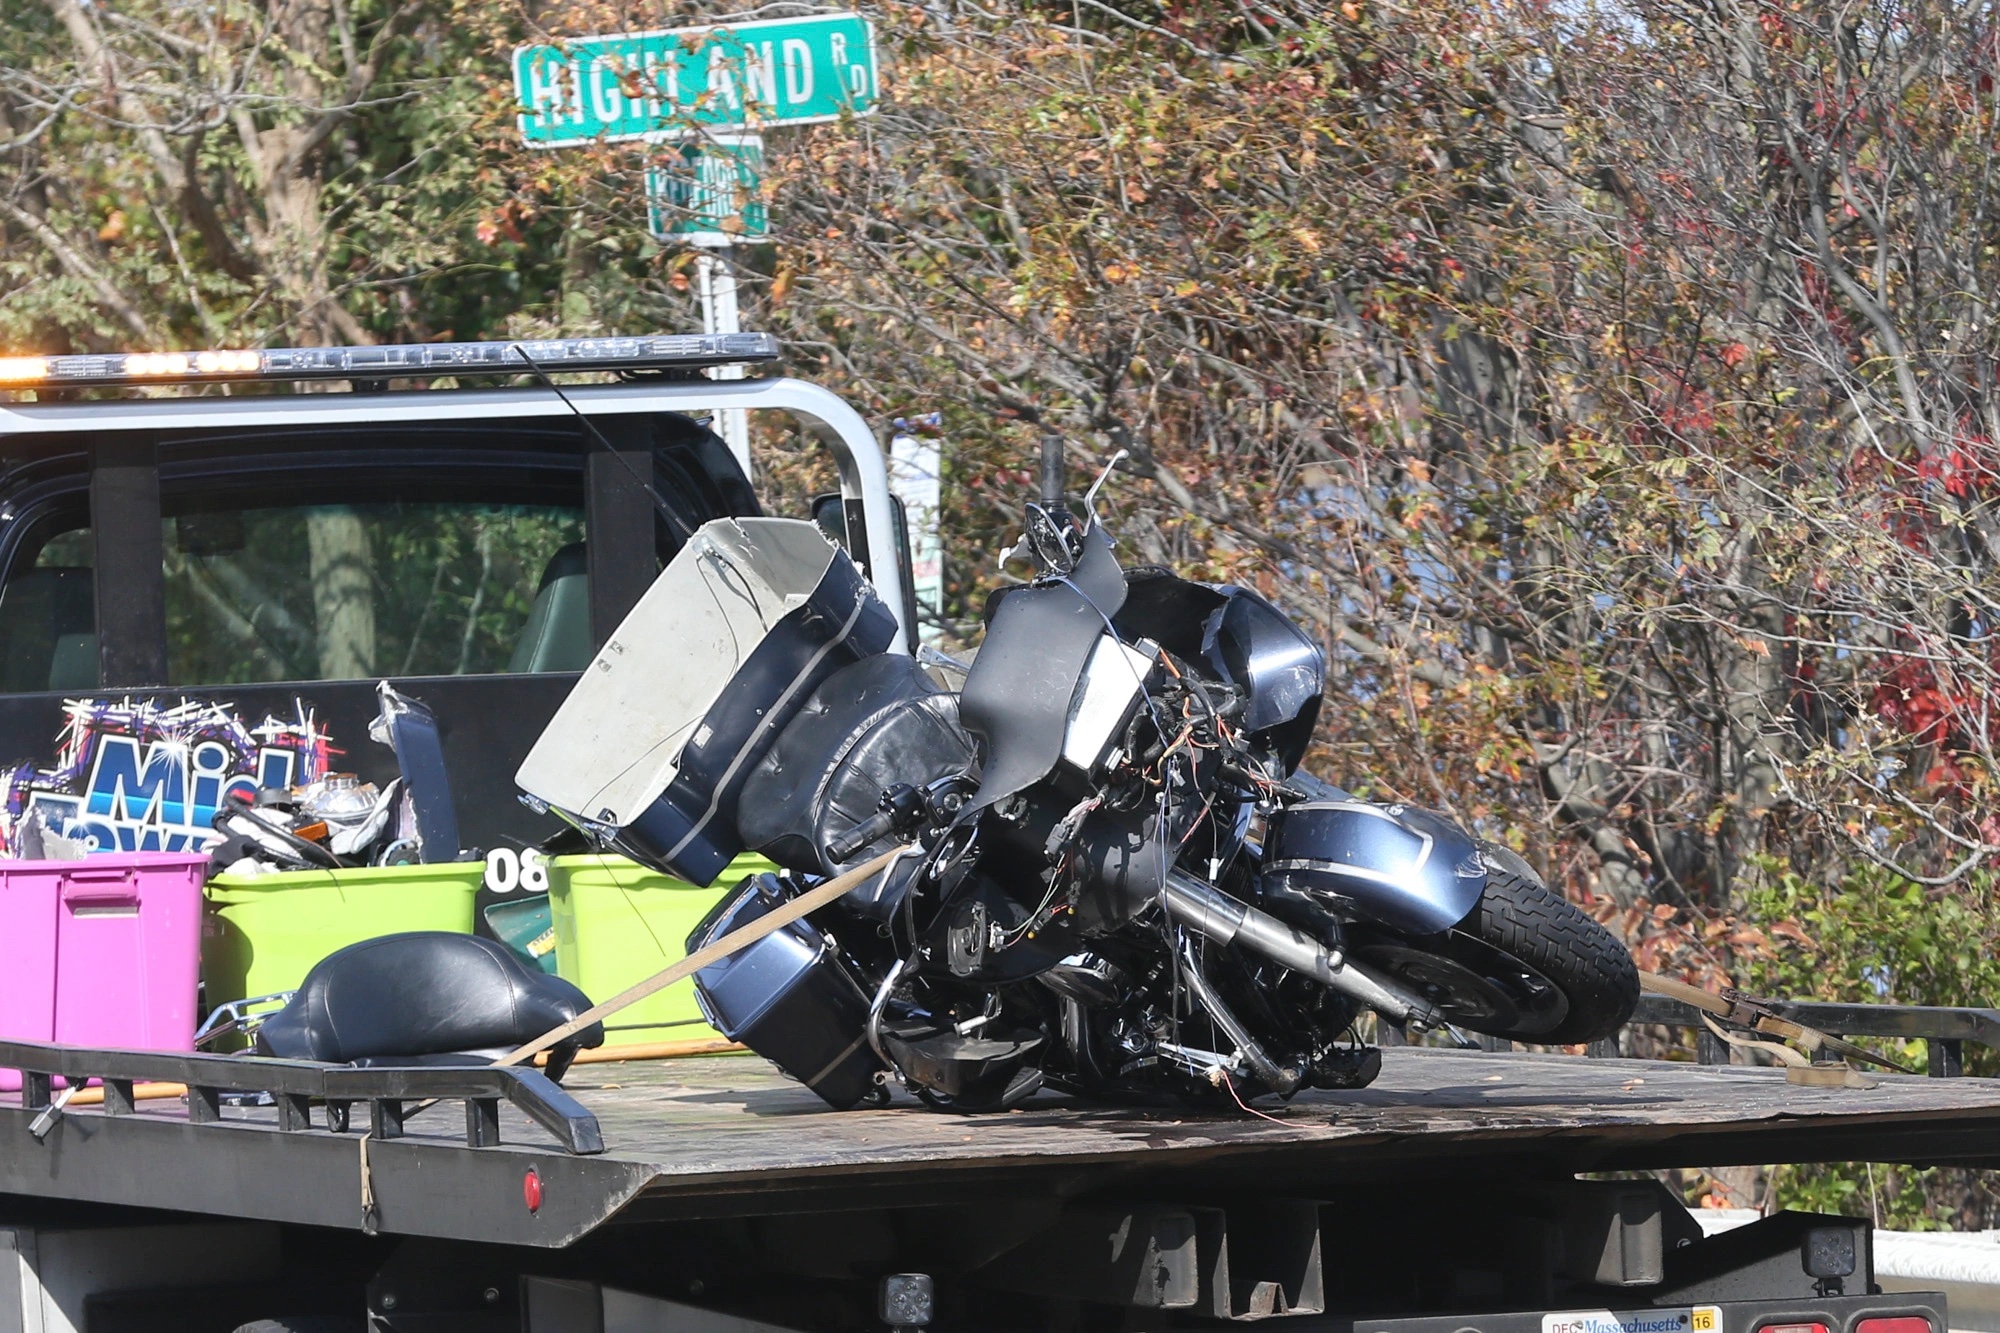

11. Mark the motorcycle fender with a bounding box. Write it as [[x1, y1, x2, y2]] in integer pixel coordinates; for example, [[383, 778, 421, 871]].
[[1260, 801, 1488, 936]]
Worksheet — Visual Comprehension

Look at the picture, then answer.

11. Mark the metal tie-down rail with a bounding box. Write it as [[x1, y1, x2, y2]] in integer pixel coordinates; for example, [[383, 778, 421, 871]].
[[0, 1036, 604, 1154], [1373, 996, 2000, 1077], [1626, 995, 2000, 1077]]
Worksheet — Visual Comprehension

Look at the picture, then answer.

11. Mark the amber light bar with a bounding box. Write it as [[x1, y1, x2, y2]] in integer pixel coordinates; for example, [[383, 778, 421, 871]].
[[0, 332, 781, 390]]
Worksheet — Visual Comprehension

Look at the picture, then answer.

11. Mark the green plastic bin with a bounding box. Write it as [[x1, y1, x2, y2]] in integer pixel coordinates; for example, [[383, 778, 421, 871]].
[[203, 863, 485, 1008], [548, 852, 777, 1047]]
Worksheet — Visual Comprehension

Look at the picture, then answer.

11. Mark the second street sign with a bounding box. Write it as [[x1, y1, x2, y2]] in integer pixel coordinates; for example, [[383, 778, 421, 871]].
[[515, 13, 878, 146], [647, 136, 768, 242]]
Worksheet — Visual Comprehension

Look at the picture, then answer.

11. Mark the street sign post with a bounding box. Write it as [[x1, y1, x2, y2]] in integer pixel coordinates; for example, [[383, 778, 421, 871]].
[[695, 248, 750, 467], [643, 135, 767, 468], [514, 14, 878, 147], [889, 415, 945, 643]]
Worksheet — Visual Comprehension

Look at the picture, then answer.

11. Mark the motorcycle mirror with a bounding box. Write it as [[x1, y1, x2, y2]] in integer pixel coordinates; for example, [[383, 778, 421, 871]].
[[1082, 448, 1129, 530], [1024, 502, 1083, 577]]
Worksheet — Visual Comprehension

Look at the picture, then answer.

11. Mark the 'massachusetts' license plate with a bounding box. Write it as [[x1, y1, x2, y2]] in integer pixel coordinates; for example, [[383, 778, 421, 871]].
[[1544, 1307, 1724, 1333]]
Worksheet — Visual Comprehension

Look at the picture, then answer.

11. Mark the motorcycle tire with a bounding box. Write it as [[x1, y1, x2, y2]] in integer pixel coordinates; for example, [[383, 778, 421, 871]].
[[1354, 851, 1638, 1046], [1456, 856, 1638, 1045]]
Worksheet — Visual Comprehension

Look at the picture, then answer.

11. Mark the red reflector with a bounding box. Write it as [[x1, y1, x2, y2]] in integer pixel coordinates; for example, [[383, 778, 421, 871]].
[[1859, 1320, 1935, 1333], [1758, 1324, 1828, 1333], [523, 1169, 543, 1213]]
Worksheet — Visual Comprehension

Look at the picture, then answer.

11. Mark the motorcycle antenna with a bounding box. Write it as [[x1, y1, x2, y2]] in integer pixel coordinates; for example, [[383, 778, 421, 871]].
[[984, 389, 1061, 502], [508, 342, 695, 543]]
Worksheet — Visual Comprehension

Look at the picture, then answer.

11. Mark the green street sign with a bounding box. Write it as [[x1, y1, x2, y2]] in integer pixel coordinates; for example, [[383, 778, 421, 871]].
[[647, 136, 768, 243], [514, 13, 878, 147]]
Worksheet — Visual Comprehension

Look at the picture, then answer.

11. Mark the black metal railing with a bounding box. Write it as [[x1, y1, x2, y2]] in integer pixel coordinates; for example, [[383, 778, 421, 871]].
[[1626, 995, 2000, 1076], [0, 1038, 603, 1154], [1377, 997, 2000, 1076]]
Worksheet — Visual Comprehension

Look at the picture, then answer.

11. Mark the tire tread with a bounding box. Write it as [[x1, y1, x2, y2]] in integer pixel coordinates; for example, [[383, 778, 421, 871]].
[[1469, 865, 1638, 1045]]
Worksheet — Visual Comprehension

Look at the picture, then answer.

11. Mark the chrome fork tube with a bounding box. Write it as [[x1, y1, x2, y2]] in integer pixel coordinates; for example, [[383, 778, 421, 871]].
[[1161, 870, 1440, 1027]]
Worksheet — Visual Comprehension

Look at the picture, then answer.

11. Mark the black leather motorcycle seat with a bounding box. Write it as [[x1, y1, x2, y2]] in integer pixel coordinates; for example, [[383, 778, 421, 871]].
[[254, 932, 603, 1078]]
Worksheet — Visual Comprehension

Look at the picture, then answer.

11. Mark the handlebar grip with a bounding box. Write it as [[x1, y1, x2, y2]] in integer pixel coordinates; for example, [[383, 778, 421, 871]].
[[828, 810, 898, 863], [1040, 431, 1066, 507]]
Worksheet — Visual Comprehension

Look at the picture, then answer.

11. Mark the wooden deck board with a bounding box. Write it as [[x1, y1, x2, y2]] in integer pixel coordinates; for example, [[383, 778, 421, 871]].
[[529, 1046, 2000, 1208], [18, 1044, 2000, 1241]]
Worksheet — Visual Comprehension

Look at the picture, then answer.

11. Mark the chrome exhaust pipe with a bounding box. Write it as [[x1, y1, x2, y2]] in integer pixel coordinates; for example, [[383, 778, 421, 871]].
[[1162, 870, 1440, 1027]]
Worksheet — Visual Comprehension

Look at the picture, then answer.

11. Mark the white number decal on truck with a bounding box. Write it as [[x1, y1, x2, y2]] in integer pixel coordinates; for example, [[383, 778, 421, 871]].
[[483, 847, 548, 894]]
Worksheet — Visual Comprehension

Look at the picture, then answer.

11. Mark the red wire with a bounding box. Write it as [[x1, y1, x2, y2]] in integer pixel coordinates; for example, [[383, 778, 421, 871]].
[[1218, 1069, 1292, 1126]]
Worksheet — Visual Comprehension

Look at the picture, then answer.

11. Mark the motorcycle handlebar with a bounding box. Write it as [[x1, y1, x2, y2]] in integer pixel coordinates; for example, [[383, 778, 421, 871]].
[[828, 809, 899, 863], [1040, 431, 1066, 507]]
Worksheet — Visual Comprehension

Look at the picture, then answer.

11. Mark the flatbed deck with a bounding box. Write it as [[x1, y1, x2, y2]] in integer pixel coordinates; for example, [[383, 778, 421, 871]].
[[9, 1046, 2000, 1248]]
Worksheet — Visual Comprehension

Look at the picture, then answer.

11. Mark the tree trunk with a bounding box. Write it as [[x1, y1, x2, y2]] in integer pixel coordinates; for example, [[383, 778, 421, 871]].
[[307, 508, 375, 679]]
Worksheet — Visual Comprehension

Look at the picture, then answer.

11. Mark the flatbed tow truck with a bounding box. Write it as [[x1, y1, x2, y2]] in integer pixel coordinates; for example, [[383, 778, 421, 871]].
[[0, 339, 1995, 1333]]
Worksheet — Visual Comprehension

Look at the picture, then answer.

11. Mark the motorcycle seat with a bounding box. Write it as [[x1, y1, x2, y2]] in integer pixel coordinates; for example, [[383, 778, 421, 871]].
[[253, 932, 603, 1080]]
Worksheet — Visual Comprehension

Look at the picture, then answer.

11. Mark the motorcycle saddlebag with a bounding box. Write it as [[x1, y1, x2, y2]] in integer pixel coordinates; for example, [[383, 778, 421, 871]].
[[688, 873, 882, 1109]]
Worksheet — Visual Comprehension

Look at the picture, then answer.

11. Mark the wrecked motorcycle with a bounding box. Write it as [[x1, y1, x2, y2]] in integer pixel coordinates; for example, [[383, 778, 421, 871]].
[[516, 442, 1639, 1111]]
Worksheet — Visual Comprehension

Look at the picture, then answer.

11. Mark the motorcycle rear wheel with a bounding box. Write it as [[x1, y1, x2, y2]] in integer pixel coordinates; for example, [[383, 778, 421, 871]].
[[1358, 857, 1638, 1046]]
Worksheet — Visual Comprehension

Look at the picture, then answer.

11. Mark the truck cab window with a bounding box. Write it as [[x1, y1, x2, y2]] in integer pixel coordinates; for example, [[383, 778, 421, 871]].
[[34, 530, 92, 569], [0, 521, 97, 693], [163, 501, 587, 686]]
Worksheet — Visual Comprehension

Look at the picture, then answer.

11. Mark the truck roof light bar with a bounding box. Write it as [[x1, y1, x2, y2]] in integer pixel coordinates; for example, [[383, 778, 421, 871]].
[[0, 333, 781, 390]]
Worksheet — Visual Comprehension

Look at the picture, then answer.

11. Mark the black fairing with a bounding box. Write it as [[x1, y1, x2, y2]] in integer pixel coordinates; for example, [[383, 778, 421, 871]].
[[737, 654, 977, 881], [960, 526, 1126, 811], [1204, 588, 1325, 775], [1114, 569, 1325, 776], [1112, 565, 1228, 660]]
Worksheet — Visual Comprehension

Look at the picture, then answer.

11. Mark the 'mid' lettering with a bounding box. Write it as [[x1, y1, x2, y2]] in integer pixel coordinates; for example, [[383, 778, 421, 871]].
[[84, 735, 183, 826], [80, 734, 267, 846]]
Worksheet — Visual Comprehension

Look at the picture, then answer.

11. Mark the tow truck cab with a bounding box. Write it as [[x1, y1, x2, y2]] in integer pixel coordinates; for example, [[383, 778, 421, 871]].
[[0, 336, 912, 864]]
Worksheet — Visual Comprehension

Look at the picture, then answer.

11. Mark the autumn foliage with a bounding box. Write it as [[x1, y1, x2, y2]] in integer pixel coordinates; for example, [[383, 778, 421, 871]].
[[720, 0, 2000, 927]]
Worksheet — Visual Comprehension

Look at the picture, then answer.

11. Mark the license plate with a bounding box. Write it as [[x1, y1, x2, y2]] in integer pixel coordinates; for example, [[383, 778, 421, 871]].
[[1544, 1307, 1724, 1333]]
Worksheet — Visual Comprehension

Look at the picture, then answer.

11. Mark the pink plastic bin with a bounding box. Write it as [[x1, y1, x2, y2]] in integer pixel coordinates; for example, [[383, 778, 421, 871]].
[[0, 852, 207, 1092]]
